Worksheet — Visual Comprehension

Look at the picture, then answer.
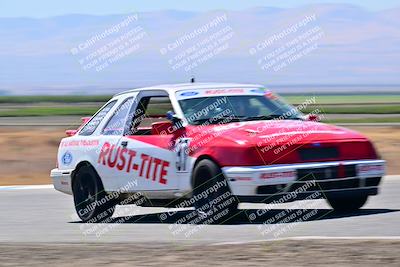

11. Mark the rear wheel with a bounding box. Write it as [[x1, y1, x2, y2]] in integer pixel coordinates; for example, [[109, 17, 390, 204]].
[[327, 195, 369, 212], [192, 159, 238, 223], [72, 165, 116, 222]]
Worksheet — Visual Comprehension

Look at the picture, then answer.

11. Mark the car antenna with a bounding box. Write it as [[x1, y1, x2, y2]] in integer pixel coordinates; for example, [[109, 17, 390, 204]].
[[190, 76, 195, 83]]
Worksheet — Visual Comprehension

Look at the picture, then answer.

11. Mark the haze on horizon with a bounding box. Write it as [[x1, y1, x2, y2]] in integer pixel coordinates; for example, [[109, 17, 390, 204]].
[[0, 1, 399, 95]]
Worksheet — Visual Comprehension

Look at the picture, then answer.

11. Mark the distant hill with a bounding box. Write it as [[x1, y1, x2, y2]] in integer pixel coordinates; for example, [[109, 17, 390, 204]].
[[0, 4, 399, 94]]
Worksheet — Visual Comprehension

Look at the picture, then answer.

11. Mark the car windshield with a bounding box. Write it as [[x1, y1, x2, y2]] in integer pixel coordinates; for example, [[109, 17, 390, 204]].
[[178, 92, 303, 125]]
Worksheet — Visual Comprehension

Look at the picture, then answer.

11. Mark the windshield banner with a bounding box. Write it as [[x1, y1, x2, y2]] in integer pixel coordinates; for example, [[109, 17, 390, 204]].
[[176, 87, 269, 100]]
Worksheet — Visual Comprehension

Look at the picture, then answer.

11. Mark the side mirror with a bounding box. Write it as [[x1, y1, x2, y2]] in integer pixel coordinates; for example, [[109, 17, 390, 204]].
[[166, 111, 181, 123], [166, 111, 184, 128], [306, 114, 320, 122]]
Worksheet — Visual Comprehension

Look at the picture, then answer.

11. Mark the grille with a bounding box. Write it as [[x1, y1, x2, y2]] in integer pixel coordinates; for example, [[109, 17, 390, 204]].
[[366, 177, 381, 187], [299, 147, 339, 161], [297, 167, 338, 181], [290, 179, 359, 191], [297, 165, 356, 181], [255, 166, 381, 196], [256, 185, 282, 194]]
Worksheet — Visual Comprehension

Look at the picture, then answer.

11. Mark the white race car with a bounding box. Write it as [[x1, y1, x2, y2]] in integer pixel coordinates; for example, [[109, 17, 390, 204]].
[[51, 83, 385, 223]]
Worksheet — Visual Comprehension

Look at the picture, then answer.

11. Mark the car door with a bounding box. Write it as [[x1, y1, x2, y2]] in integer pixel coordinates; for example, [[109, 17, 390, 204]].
[[122, 90, 179, 191], [96, 90, 179, 192], [95, 95, 138, 192]]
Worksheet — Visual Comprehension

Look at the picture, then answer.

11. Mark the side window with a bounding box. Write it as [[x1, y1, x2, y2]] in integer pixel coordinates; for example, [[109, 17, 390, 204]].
[[145, 96, 174, 117], [79, 101, 116, 136], [102, 97, 133, 135], [128, 96, 174, 135]]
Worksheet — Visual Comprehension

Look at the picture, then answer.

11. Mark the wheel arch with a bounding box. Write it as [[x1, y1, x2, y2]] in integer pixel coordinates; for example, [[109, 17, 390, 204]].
[[72, 161, 104, 188], [191, 154, 224, 188]]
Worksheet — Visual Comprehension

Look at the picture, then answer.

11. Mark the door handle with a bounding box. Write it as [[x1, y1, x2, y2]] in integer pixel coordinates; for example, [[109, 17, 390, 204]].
[[121, 141, 128, 147]]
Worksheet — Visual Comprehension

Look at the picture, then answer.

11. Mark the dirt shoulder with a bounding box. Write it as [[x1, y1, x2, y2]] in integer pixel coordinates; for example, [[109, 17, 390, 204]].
[[0, 127, 64, 185], [349, 126, 400, 175], [1, 240, 399, 266], [0, 126, 399, 186]]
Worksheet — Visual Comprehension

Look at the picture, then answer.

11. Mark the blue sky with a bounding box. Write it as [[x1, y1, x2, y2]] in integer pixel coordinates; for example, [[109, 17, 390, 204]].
[[0, 0, 399, 17]]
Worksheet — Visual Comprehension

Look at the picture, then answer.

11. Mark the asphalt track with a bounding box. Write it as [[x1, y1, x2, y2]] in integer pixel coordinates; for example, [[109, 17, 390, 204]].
[[0, 176, 399, 245]]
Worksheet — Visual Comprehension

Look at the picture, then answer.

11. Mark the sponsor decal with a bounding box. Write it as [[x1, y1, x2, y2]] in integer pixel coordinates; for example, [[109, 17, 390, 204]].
[[61, 139, 100, 147], [62, 151, 73, 166], [98, 142, 170, 185], [231, 176, 253, 181], [177, 87, 269, 100], [250, 88, 265, 94], [260, 170, 296, 180], [258, 170, 296, 185], [180, 91, 199, 97], [205, 88, 245, 95]]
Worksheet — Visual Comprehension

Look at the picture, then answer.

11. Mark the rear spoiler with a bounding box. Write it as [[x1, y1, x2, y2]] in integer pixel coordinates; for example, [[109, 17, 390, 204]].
[[65, 117, 91, 137]]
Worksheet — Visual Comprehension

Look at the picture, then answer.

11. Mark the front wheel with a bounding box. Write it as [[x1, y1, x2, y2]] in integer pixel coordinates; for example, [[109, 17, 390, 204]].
[[192, 159, 238, 223], [72, 165, 116, 222], [326, 195, 369, 212]]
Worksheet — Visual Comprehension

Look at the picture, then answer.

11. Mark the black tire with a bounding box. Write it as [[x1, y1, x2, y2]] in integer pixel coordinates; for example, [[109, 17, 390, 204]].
[[327, 195, 369, 212], [192, 159, 238, 223], [72, 165, 116, 222]]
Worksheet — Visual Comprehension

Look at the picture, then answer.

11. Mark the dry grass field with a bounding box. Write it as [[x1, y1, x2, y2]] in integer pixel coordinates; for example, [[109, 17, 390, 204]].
[[0, 126, 398, 186]]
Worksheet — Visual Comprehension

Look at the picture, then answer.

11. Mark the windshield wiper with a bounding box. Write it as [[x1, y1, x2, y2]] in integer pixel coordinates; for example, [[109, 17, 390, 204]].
[[240, 115, 282, 121], [241, 115, 303, 121], [191, 115, 303, 124], [191, 116, 244, 125]]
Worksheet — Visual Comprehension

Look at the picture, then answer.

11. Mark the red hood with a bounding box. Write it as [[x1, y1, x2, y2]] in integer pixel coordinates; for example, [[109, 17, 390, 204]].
[[187, 120, 366, 145], [185, 120, 376, 166]]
